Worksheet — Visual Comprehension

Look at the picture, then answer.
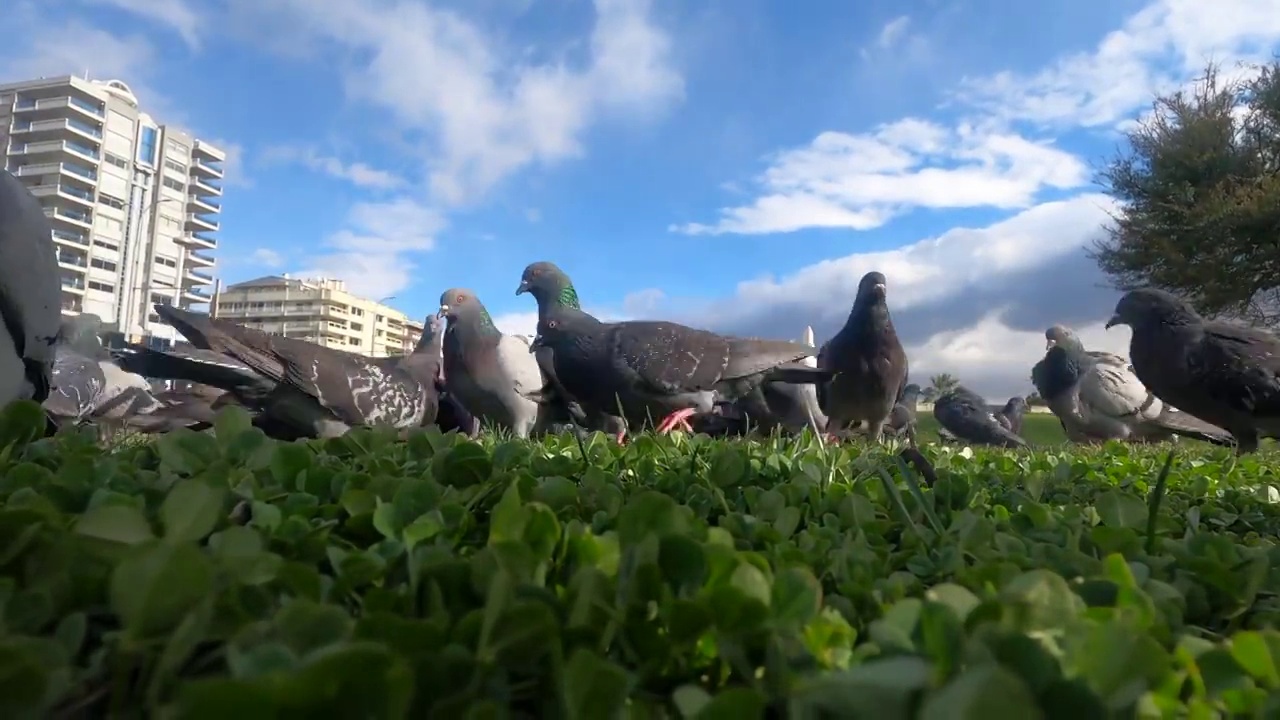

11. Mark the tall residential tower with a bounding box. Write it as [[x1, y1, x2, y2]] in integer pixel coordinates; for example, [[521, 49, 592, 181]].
[[0, 74, 224, 346]]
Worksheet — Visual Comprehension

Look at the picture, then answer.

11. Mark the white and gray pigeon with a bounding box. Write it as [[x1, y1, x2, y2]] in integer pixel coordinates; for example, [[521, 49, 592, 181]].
[[439, 287, 548, 438], [934, 386, 1028, 448], [45, 315, 111, 425], [1107, 288, 1280, 454], [157, 304, 436, 438], [1031, 323, 1232, 447], [816, 271, 910, 442], [529, 302, 832, 438], [0, 169, 62, 412]]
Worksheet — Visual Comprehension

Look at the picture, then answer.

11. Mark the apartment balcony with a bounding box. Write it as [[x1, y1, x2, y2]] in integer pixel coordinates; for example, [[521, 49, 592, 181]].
[[177, 233, 217, 250], [61, 297, 83, 315], [44, 206, 92, 229], [13, 94, 105, 121], [50, 228, 90, 249], [187, 195, 221, 215], [28, 182, 95, 209], [55, 250, 88, 271], [60, 274, 86, 294], [10, 117, 104, 145], [185, 214, 219, 233], [9, 139, 100, 166], [182, 287, 212, 303], [192, 140, 225, 163], [190, 176, 222, 197], [185, 251, 215, 268], [183, 268, 215, 286], [190, 157, 223, 179]]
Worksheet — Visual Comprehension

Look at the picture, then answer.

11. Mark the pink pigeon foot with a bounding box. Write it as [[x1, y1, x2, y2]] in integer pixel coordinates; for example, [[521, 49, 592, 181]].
[[656, 408, 697, 434]]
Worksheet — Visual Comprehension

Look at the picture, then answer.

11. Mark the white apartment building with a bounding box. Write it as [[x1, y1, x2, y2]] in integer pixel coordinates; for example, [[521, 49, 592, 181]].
[[215, 275, 426, 357], [0, 75, 224, 346]]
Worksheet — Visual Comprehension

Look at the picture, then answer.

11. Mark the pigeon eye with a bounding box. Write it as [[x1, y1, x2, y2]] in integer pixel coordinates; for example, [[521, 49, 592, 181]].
[[454, 294, 465, 304], [547, 320, 558, 329]]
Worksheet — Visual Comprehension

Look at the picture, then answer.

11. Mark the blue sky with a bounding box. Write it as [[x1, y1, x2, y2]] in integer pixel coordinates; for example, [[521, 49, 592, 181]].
[[5, 0, 1280, 398]]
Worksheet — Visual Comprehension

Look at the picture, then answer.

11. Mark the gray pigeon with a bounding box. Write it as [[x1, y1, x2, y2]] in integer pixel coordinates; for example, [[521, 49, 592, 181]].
[[994, 396, 1028, 436], [157, 304, 436, 438], [884, 383, 923, 442], [934, 386, 1028, 448], [816, 271, 910, 442], [530, 303, 832, 437], [1107, 288, 1280, 454], [439, 288, 548, 438], [1032, 323, 1232, 447], [0, 169, 62, 410], [516, 261, 629, 437]]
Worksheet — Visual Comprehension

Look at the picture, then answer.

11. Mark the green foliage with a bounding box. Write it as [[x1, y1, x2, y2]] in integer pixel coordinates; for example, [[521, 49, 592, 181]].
[[1092, 59, 1280, 324], [4, 402, 1280, 716]]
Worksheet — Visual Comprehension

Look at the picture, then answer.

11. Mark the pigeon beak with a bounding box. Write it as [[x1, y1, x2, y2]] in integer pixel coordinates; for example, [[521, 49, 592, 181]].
[[436, 305, 449, 319], [516, 280, 529, 296], [1105, 315, 1121, 329], [529, 335, 542, 352], [1045, 340, 1056, 350], [873, 283, 886, 294]]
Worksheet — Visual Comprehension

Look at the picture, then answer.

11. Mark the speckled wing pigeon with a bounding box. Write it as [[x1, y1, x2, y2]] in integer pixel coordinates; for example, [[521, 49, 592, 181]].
[[157, 304, 434, 438], [517, 261, 629, 438], [934, 386, 1028, 448], [816, 271, 910, 442], [721, 325, 830, 437], [438, 288, 548, 438], [994, 396, 1028, 436], [0, 170, 62, 412], [530, 304, 832, 437], [1107, 288, 1280, 454], [1032, 323, 1233, 447]]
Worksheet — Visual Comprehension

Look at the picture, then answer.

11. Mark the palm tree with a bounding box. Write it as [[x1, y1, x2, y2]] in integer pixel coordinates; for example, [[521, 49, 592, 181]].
[[927, 373, 960, 400]]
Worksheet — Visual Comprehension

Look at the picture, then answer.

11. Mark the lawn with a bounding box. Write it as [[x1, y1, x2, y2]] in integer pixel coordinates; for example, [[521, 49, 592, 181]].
[[2, 398, 1279, 717]]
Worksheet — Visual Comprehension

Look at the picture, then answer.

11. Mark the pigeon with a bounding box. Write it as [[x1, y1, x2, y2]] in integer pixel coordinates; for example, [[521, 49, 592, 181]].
[[1032, 323, 1233, 447], [0, 169, 62, 411], [112, 343, 279, 414], [44, 315, 113, 426], [156, 304, 435, 438], [438, 288, 549, 438], [1106, 288, 1280, 454], [816, 271, 910, 442], [994, 396, 1028, 436], [933, 386, 1028, 448], [529, 303, 832, 438], [884, 383, 923, 442], [516, 261, 628, 438], [725, 325, 830, 436]]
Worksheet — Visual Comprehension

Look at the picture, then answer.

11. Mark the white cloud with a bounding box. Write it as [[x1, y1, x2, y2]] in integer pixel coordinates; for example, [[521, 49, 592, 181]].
[[907, 313, 1132, 401], [954, 0, 1280, 129], [294, 197, 446, 298], [250, 248, 284, 268], [877, 16, 912, 50], [0, 14, 158, 99], [262, 145, 404, 189], [671, 119, 1088, 235], [83, 0, 202, 50]]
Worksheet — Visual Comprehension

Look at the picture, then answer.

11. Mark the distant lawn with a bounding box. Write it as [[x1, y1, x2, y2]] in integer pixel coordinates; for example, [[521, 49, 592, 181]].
[[914, 412, 1069, 445]]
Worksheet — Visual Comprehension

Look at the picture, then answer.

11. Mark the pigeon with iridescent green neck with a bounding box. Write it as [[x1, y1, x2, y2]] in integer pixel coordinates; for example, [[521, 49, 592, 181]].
[[517, 261, 630, 438], [439, 287, 549, 438]]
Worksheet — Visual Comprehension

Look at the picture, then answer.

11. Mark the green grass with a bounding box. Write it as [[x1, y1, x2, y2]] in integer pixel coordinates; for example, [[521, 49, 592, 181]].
[[915, 412, 1068, 445]]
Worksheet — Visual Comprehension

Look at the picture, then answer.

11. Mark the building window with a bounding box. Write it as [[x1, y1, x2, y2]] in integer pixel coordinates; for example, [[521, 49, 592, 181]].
[[154, 256, 177, 268], [166, 140, 188, 156], [151, 293, 173, 306], [350, 322, 363, 332], [138, 126, 158, 166], [88, 281, 115, 293], [94, 216, 122, 233], [348, 337, 361, 346], [91, 258, 117, 272], [92, 238, 118, 251], [162, 177, 184, 191], [104, 153, 129, 169], [164, 158, 186, 173], [98, 193, 125, 210]]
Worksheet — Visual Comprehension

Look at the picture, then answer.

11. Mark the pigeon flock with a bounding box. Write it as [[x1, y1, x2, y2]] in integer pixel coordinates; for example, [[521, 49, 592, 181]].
[[3, 170, 1280, 454]]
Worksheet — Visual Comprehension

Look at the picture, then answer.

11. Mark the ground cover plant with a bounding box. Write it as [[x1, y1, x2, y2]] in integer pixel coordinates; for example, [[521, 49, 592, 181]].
[[2, 400, 1280, 718]]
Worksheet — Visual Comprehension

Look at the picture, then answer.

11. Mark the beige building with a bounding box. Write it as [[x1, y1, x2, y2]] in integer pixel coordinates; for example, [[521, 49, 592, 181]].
[[214, 275, 426, 357], [0, 74, 223, 345]]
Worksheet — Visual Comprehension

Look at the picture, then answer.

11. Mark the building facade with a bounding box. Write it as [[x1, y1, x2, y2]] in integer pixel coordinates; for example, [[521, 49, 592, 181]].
[[215, 275, 425, 357], [0, 75, 223, 346]]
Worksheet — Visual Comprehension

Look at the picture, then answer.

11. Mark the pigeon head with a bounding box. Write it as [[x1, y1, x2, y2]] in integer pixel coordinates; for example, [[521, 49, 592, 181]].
[[529, 314, 567, 353], [856, 271, 888, 301], [1003, 396, 1028, 413], [1044, 325, 1083, 352], [415, 314, 445, 350], [1107, 288, 1198, 330], [437, 288, 491, 326], [901, 383, 922, 401], [517, 261, 580, 309]]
